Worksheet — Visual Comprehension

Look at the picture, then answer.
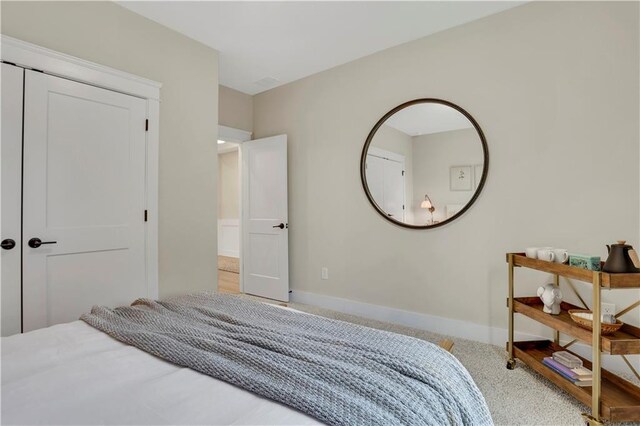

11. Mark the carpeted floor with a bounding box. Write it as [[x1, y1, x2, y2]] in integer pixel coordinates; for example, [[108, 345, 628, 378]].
[[218, 255, 240, 274], [239, 294, 640, 426]]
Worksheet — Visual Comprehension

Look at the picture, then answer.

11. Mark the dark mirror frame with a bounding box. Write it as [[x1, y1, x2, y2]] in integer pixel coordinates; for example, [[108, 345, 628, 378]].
[[360, 98, 489, 229]]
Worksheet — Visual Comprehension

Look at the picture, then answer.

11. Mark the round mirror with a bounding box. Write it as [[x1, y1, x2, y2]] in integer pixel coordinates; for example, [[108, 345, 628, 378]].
[[361, 99, 488, 229]]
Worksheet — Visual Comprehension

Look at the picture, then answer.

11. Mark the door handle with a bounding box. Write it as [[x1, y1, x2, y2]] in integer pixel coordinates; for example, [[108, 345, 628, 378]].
[[1, 239, 16, 250], [272, 223, 286, 229], [28, 238, 57, 248]]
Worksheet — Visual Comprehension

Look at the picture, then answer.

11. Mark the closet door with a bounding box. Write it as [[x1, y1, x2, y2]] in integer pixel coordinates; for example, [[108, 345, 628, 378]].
[[22, 70, 148, 332], [1, 63, 24, 336], [382, 159, 405, 222], [365, 153, 405, 221], [365, 154, 385, 210]]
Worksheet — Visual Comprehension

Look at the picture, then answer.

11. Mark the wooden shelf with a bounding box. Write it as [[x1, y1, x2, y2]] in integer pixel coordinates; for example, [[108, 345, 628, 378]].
[[513, 340, 640, 422], [514, 297, 640, 355], [507, 253, 640, 289]]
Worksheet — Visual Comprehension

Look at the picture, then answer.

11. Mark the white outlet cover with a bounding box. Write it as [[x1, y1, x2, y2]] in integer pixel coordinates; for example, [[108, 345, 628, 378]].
[[601, 303, 616, 316], [321, 267, 329, 280]]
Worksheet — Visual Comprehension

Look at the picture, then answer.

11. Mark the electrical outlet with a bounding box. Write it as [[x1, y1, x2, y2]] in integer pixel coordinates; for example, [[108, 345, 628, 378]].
[[601, 303, 616, 316], [321, 267, 329, 280]]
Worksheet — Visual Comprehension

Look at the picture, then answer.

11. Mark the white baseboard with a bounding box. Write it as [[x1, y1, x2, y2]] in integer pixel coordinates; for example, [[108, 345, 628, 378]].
[[218, 249, 239, 258], [290, 290, 639, 375]]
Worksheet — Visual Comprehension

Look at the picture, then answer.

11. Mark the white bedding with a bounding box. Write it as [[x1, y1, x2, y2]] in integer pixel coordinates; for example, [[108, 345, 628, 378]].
[[1, 319, 321, 425]]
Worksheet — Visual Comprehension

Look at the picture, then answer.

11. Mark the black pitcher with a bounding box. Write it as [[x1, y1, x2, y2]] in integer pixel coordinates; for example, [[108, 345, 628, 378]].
[[603, 241, 640, 273]]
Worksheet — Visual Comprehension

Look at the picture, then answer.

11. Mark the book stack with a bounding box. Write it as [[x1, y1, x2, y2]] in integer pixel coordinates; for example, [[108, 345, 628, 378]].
[[543, 357, 593, 387]]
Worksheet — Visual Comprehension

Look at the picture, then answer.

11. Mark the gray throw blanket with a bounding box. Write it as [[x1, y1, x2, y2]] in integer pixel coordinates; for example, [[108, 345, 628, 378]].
[[81, 293, 492, 426]]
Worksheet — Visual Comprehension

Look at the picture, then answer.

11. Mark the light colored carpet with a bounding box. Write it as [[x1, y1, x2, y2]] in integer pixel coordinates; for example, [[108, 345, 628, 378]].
[[218, 255, 239, 274], [238, 294, 640, 426]]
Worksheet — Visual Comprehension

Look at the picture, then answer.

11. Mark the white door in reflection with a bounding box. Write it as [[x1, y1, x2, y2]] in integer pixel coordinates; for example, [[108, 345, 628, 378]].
[[366, 148, 405, 222]]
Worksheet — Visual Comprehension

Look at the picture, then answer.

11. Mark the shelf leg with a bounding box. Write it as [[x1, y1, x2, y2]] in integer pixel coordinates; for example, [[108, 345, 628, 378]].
[[591, 272, 602, 423], [554, 274, 560, 344], [581, 413, 604, 426], [507, 254, 515, 370]]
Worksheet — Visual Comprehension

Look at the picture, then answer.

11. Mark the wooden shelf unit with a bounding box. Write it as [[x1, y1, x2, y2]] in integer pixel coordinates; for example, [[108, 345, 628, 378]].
[[506, 252, 640, 425]]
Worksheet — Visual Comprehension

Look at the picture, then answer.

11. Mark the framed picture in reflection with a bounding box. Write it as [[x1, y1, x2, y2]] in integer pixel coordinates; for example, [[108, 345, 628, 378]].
[[450, 165, 472, 191]]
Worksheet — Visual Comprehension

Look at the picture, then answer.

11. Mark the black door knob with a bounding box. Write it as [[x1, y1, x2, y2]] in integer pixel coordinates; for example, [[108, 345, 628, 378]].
[[1, 239, 16, 250], [28, 238, 57, 248], [272, 223, 285, 229]]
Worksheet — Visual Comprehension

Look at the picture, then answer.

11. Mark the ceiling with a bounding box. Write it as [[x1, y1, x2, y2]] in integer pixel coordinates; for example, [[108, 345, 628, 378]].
[[384, 103, 472, 136], [119, 1, 524, 95]]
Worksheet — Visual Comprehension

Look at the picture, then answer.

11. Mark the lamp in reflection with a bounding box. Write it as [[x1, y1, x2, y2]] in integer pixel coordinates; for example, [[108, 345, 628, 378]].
[[420, 194, 436, 225]]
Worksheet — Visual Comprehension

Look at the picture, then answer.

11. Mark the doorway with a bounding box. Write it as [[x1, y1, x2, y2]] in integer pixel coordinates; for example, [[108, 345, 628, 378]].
[[217, 137, 241, 294], [216, 126, 290, 302]]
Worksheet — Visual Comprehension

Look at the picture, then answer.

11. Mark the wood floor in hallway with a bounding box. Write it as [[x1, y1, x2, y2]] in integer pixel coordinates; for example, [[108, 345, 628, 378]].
[[218, 270, 240, 294]]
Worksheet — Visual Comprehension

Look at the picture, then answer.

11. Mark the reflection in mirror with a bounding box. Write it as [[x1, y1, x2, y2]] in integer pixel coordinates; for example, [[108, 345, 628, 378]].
[[362, 100, 487, 228]]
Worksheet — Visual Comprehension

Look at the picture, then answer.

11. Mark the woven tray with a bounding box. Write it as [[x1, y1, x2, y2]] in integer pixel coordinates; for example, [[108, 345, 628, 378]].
[[568, 309, 623, 335]]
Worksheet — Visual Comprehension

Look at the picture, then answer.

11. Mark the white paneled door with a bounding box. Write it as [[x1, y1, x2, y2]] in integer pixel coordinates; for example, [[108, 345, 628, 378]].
[[22, 70, 148, 332], [241, 135, 289, 301], [366, 152, 405, 222], [383, 159, 405, 221], [1, 63, 24, 336]]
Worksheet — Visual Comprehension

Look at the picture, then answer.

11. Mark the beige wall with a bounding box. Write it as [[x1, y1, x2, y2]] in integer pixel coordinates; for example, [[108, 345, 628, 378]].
[[219, 85, 253, 133], [1, 1, 220, 297], [411, 128, 483, 223], [218, 150, 240, 219], [253, 1, 640, 336]]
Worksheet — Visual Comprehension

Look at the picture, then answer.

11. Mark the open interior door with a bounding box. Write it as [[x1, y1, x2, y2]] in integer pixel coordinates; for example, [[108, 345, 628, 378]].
[[241, 135, 289, 301]]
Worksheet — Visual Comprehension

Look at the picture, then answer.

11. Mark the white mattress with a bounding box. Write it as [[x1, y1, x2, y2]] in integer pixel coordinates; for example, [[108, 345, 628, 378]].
[[2, 319, 321, 425]]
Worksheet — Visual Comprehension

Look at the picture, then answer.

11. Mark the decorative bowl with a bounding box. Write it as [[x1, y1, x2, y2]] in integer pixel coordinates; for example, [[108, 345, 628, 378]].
[[568, 310, 623, 335]]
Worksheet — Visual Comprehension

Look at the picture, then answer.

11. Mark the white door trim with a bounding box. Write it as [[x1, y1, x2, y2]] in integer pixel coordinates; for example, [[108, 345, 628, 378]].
[[2, 36, 160, 300], [219, 125, 252, 143], [367, 146, 405, 163], [1, 35, 161, 100]]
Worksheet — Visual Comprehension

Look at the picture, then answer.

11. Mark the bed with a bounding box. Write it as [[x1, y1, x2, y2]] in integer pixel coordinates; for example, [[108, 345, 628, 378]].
[[1, 293, 491, 425]]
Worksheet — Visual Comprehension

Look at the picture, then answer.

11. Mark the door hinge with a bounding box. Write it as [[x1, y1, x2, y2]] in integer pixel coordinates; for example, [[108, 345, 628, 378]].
[[144, 210, 148, 222], [402, 170, 405, 176], [402, 205, 405, 210], [145, 119, 149, 131]]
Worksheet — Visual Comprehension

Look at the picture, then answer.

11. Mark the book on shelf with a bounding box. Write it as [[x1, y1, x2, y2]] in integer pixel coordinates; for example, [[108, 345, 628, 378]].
[[571, 366, 592, 379], [543, 357, 592, 386]]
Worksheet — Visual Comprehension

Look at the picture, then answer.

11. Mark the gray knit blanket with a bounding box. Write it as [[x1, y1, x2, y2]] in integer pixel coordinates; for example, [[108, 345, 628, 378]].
[[81, 293, 492, 426]]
